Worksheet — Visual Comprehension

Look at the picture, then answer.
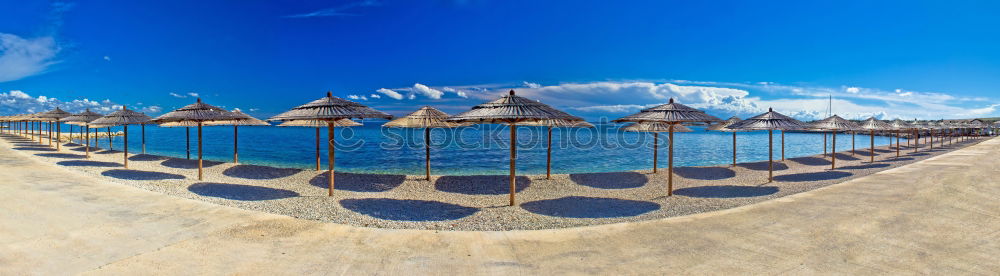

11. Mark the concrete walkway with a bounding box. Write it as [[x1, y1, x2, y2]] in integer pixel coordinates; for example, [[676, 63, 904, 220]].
[[1, 135, 998, 275]]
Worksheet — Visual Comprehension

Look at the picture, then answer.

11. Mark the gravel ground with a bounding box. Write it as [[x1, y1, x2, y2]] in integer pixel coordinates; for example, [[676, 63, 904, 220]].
[[1, 132, 986, 231]]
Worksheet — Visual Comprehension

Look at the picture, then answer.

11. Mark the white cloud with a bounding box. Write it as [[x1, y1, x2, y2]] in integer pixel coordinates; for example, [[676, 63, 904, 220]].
[[845, 87, 860, 94], [513, 81, 760, 116], [412, 83, 444, 99], [570, 104, 648, 113], [369, 94, 381, 99], [347, 94, 368, 101], [284, 0, 380, 18], [140, 106, 162, 113], [522, 81, 541, 88], [249, 108, 260, 112], [0, 90, 129, 115], [187, 92, 199, 98], [0, 33, 61, 82], [442, 87, 468, 98], [376, 88, 404, 100], [169, 92, 186, 98], [103, 56, 111, 61]]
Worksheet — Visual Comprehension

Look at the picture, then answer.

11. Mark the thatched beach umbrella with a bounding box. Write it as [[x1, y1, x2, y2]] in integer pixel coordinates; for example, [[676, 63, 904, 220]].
[[809, 115, 862, 170], [887, 119, 914, 158], [859, 117, 892, 163], [622, 122, 693, 179], [91, 106, 152, 169], [155, 98, 244, 180], [613, 98, 721, 196], [448, 90, 583, 205], [521, 118, 593, 180], [384, 106, 467, 181], [205, 110, 270, 164], [278, 119, 362, 171], [729, 108, 806, 182], [36, 108, 72, 149], [61, 109, 104, 158], [269, 92, 392, 196], [707, 116, 745, 167]]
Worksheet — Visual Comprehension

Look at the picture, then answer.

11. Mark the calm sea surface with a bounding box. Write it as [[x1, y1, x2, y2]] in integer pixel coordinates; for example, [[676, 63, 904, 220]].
[[53, 122, 899, 175]]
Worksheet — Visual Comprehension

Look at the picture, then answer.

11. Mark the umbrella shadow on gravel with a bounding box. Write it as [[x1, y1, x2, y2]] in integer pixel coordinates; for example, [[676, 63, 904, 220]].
[[13, 147, 56, 151], [672, 167, 736, 180], [790, 157, 830, 166], [435, 175, 531, 195], [35, 153, 85, 159], [837, 163, 890, 170], [907, 153, 931, 156], [70, 146, 100, 152], [340, 198, 479, 221], [101, 169, 186, 180], [673, 185, 779, 198], [224, 165, 302, 180], [188, 182, 299, 201], [96, 150, 121, 155], [854, 150, 877, 157], [57, 160, 122, 167], [311, 172, 405, 192], [738, 161, 789, 171], [161, 158, 224, 169], [773, 171, 852, 182], [569, 172, 647, 189], [129, 154, 169, 161], [885, 157, 915, 162], [832, 153, 860, 161], [521, 196, 660, 218]]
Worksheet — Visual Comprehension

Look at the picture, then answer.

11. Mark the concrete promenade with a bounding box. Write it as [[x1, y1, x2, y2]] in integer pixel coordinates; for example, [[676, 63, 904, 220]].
[[1, 135, 998, 274]]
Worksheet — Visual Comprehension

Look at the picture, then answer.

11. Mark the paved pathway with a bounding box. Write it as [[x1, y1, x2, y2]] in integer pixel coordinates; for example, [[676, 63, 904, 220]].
[[1, 134, 998, 274]]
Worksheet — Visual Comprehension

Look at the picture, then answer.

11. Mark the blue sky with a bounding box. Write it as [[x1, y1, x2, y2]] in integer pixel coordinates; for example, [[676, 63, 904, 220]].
[[1, 0, 999, 120]]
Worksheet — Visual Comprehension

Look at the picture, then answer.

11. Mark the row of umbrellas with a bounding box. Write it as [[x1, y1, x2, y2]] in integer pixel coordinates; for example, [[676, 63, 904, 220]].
[[1, 92, 997, 207]]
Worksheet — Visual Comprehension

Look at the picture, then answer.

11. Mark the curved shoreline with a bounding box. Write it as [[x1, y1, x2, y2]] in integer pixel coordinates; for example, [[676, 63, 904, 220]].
[[0, 133, 987, 231]]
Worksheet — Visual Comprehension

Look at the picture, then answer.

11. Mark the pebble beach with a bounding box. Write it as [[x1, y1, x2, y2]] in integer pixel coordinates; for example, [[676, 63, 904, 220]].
[[1, 133, 985, 231]]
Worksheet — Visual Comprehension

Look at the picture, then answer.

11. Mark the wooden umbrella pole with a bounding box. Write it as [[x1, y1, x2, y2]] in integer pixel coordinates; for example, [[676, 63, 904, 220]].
[[107, 127, 112, 150], [768, 129, 774, 182], [831, 131, 837, 170], [197, 122, 203, 181], [124, 125, 129, 169], [852, 132, 856, 155], [508, 123, 517, 206], [48, 121, 52, 146], [545, 126, 553, 180], [781, 131, 785, 161], [315, 127, 321, 171], [328, 122, 336, 196], [56, 121, 61, 150], [668, 124, 674, 196], [732, 132, 736, 167], [652, 132, 658, 173], [896, 130, 900, 157], [425, 127, 432, 181], [186, 127, 191, 160], [823, 132, 827, 156], [930, 129, 933, 149], [870, 130, 875, 163], [233, 125, 239, 164], [914, 130, 918, 153], [142, 124, 146, 154], [85, 125, 90, 158]]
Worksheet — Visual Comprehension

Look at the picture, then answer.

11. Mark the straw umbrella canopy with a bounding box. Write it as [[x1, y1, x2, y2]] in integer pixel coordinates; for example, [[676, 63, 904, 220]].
[[155, 98, 244, 180], [808, 115, 863, 169], [448, 89, 583, 206], [269, 92, 392, 196], [90, 106, 152, 168], [520, 118, 593, 180], [729, 108, 807, 182], [35, 107, 73, 149], [613, 98, 721, 196], [60, 109, 104, 158], [278, 119, 361, 171], [383, 106, 467, 181], [204, 110, 270, 164], [858, 117, 892, 163], [622, 122, 692, 177], [887, 119, 914, 157], [707, 116, 745, 167]]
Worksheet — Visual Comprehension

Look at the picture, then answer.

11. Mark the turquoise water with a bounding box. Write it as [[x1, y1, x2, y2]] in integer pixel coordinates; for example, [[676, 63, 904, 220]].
[[46, 122, 899, 175]]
